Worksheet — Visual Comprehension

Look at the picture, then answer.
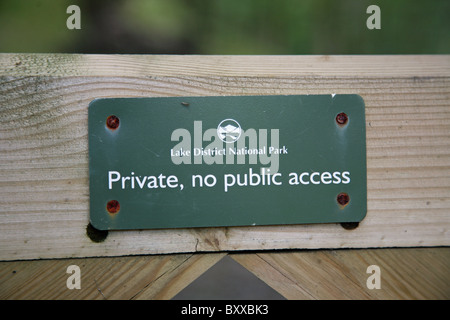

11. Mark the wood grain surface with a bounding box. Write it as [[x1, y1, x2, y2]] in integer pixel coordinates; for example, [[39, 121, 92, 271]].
[[0, 54, 449, 260], [0, 248, 448, 299], [0, 252, 226, 300], [231, 247, 450, 300]]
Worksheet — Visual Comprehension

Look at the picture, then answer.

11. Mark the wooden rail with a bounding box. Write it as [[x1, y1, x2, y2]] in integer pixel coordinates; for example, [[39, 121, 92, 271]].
[[0, 54, 449, 261], [0, 248, 448, 299]]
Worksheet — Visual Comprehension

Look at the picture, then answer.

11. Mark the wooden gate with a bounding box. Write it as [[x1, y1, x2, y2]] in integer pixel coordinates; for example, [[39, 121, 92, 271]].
[[0, 54, 449, 299]]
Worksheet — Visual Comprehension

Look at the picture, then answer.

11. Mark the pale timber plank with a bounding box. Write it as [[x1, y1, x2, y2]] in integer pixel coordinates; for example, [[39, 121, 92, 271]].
[[0, 54, 449, 260], [0, 249, 447, 300], [0, 252, 225, 300], [231, 247, 450, 300]]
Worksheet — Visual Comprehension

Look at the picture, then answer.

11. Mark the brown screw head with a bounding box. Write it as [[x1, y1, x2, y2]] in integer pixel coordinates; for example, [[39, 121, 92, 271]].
[[336, 112, 348, 126], [337, 192, 350, 207], [106, 115, 120, 130], [106, 200, 120, 214]]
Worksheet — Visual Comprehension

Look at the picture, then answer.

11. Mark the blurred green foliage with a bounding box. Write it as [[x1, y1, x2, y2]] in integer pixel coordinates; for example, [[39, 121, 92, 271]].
[[0, 0, 448, 54]]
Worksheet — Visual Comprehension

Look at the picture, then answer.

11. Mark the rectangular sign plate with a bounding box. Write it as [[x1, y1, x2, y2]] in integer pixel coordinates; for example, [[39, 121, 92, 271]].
[[89, 95, 366, 230]]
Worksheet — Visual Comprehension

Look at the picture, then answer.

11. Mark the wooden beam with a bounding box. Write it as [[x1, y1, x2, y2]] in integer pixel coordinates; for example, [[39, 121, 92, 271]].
[[0, 249, 448, 299], [0, 252, 226, 300], [231, 247, 450, 299], [0, 54, 449, 260]]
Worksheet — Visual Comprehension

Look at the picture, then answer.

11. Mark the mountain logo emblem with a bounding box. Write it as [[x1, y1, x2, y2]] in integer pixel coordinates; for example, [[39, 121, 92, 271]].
[[217, 119, 242, 143]]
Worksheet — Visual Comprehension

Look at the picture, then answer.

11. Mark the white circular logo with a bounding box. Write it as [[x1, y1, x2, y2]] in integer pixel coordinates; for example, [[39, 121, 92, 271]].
[[217, 119, 242, 143]]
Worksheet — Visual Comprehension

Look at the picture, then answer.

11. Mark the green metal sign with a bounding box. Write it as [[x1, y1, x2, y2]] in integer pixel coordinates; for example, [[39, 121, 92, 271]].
[[89, 95, 366, 230]]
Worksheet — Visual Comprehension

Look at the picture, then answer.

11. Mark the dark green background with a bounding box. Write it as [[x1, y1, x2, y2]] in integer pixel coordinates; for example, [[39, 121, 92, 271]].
[[89, 95, 366, 230], [0, 0, 448, 54]]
